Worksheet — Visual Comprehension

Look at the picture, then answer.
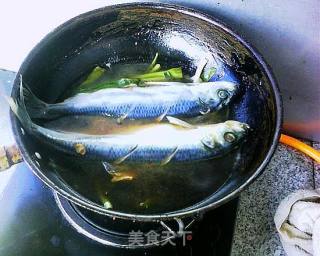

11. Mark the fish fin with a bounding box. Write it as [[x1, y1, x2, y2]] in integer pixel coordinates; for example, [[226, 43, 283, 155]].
[[166, 116, 195, 129], [102, 162, 117, 174], [201, 136, 215, 149], [200, 108, 211, 115], [103, 112, 111, 117], [156, 106, 171, 122], [117, 105, 136, 124], [117, 114, 128, 124], [160, 146, 179, 166], [114, 145, 138, 164], [198, 98, 211, 115]]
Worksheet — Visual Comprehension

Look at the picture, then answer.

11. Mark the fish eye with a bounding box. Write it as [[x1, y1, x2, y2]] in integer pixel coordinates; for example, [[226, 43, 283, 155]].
[[217, 89, 229, 99], [224, 132, 236, 143]]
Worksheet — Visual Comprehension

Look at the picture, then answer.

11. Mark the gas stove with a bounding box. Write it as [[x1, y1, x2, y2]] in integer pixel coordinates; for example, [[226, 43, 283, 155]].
[[0, 70, 238, 256]]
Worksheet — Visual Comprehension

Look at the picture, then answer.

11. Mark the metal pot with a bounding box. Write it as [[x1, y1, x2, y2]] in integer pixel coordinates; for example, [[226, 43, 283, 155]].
[[6, 2, 281, 248]]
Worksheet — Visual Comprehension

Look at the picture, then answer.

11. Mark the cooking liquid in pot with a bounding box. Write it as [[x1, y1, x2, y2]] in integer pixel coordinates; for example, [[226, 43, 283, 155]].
[[43, 63, 243, 214]]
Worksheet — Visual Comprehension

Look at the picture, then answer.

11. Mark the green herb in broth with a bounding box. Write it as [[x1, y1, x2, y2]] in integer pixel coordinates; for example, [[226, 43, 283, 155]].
[[130, 67, 182, 81], [102, 196, 113, 209], [139, 199, 151, 209], [77, 78, 140, 93], [146, 52, 159, 72], [79, 66, 106, 88], [201, 67, 217, 82], [149, 63, 161, 73], [72, 53, 183, 94], [75, 67, 183, 94]]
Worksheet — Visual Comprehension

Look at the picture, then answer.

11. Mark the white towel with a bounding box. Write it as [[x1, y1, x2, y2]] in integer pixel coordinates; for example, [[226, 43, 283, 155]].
[[274, 189, 320, 256]]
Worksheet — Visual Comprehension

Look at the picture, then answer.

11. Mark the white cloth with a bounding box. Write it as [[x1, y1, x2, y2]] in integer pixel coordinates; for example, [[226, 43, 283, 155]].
[[274, 189, 320, 256]]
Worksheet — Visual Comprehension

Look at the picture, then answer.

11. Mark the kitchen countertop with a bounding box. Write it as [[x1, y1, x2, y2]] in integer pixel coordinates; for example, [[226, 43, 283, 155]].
[[231, 141, 319, 255]]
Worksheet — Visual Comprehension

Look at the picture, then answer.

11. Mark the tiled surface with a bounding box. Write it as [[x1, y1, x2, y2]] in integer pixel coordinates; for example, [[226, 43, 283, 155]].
[[231, 142, 316, 256]]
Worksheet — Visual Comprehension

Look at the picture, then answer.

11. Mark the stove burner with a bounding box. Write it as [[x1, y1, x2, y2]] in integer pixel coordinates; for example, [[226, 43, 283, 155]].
[[54, 192, 195, 249]]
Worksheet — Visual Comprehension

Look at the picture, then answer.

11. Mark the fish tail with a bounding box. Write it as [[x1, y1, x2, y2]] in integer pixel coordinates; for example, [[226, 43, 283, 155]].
[[22, 84, 51, 119], [3, 78, 37, 132]]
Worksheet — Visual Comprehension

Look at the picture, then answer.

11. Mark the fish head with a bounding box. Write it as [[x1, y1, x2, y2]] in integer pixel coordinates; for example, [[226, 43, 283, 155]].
[[207, 81, 238, 108], [201, 120, 250, 150]]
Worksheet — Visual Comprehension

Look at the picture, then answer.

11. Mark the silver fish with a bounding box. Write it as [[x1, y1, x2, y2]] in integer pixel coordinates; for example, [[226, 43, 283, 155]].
[[24, 81, 238, 121], [8, 84, 249, 165]]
